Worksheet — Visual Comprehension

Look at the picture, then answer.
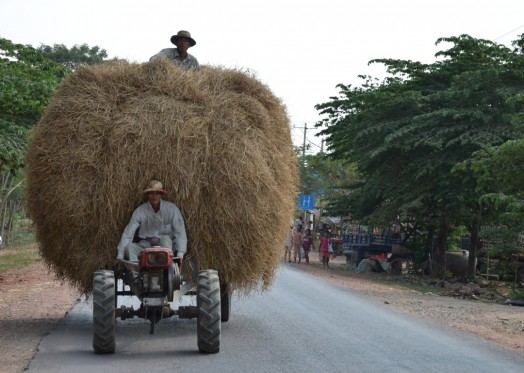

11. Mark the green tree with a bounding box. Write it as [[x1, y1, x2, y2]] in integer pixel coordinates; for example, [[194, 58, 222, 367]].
[[316, 34, 524, 277], [0, 37, 113, 246], [37, 43, 109, 69], [462, 138, 524, 257], [0, 37, 66, 172], [298, 150, 357, 221]]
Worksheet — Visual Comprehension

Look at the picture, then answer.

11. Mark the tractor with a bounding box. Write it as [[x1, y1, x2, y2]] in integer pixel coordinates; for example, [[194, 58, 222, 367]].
[[92, 246, 231, 354]]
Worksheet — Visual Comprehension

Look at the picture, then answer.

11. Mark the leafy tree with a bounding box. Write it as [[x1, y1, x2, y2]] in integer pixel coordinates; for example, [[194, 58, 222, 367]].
[[37, 43, 109, 69], [316, 34, 524, 277], [0, 37, 67, 172], [298, 150, 358, 223], [0, 37, 113, 246], [461, 138, 524, 258]]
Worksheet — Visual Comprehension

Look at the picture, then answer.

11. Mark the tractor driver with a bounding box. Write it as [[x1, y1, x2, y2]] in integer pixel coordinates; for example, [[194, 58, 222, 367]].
[[116, 180, 187, 261], [149, 30, 200, 71]]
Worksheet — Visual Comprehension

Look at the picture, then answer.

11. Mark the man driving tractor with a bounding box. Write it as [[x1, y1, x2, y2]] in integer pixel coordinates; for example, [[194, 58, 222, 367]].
[[116, 180, 187, 261]]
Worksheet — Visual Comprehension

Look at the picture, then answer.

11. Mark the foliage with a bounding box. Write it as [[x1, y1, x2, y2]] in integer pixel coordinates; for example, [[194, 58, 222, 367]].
[[0, 37, 114, 252], [297, 149, 358, 217], [0, 37, 67, 173], [315, 34, 524, 271], [463, 139, 524, 255], [37, 43, 109, 69]]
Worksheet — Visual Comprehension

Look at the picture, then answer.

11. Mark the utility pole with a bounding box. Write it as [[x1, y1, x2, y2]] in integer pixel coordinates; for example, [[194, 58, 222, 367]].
[[302, 123, 307, 166]]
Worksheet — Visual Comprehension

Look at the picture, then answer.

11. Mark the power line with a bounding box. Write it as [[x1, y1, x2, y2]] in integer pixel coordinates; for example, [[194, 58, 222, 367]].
[[493, 23, 524, 41]]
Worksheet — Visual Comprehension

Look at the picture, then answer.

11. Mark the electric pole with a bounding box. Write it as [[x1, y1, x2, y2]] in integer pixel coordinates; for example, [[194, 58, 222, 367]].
[[302, 123, 307, 166]]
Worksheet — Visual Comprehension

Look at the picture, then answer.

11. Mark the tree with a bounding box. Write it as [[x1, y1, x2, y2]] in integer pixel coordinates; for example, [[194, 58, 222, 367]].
[[461, 138, 524, 259], [316, 34, 524, 277], [0, 37, 113, 246], [37, 43, 109, 69], [298, 150, 357, 224]]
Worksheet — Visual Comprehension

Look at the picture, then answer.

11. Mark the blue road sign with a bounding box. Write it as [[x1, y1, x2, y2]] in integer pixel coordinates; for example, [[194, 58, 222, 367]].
[[298, 194, 314, 210]]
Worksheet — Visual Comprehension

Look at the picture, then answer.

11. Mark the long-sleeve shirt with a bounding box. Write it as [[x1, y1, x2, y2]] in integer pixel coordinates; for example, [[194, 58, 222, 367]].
[[149, 48, 200, 70], [116, 200, 187, 259]]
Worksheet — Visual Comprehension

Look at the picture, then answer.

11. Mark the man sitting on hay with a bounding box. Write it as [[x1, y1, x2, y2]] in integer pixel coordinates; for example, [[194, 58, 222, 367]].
[[150, 30, 200, 71], [116, 180, 188, 261]]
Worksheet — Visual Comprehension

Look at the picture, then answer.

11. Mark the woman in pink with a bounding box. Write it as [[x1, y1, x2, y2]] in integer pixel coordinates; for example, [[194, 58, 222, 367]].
[[302, 229, 314, 264], [319, 231, 330, 268]]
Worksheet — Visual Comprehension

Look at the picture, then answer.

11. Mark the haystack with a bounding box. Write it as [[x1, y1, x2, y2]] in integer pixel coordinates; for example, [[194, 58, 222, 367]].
[[26, 60, 298, 294]]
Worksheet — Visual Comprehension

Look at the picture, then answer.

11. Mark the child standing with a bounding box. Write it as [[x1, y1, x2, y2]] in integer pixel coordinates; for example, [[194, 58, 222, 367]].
[[319, 231, 330, 268], [302, 229, 314, 264]]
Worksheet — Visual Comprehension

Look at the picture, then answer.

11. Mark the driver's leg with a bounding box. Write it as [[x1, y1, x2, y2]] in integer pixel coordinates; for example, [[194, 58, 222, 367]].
[[159, 235, 174, 254]]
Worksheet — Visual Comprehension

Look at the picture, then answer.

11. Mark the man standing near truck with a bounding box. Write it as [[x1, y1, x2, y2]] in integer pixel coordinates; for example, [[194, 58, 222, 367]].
[[116, 180, 187, 261], [150, 30, 200, 71]]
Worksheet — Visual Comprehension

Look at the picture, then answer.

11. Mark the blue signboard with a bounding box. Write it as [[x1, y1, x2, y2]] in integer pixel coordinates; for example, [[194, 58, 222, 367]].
[[298, 194, 314, 210]]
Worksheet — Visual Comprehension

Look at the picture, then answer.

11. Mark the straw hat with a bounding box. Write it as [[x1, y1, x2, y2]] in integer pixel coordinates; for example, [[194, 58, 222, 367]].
[[170, 30, 196, 47], [143, 180, 167, 194]]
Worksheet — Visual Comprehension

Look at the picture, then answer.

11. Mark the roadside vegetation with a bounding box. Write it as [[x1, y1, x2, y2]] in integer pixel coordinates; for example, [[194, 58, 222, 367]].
[[0, 37, 113, 248], [302, 34, 524, 283], [0, 217, 37, 273]]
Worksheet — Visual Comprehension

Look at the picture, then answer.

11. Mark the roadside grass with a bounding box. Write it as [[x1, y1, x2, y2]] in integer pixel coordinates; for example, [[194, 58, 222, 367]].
[[327, 258, 523, 300], [0, 227, 40, 274], [374, 277, 448, 295]]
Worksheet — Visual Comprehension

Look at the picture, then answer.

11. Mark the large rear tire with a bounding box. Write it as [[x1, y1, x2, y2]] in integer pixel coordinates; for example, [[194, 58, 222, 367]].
[[197, 269, 221, 353], [92, 270, 116, 354]]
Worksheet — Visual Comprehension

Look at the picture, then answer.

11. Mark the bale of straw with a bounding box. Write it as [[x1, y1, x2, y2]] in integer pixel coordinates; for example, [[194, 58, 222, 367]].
[[26, 60, 298, 294]]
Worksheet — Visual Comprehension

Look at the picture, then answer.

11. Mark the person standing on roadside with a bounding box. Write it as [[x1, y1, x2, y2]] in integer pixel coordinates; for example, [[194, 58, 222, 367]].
[[302, 228, 314, 265], [292, 225, 303, 263], [283, 226, 293, 262], [319, 231, 330, 268]]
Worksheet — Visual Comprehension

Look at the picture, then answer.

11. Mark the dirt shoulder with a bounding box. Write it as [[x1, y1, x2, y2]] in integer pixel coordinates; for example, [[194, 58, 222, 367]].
[[0, 255, 80, 373], [0, 252, 523, 373]]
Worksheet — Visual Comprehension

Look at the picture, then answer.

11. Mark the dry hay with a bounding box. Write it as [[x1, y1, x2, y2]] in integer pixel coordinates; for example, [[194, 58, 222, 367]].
[[26, 59, 298, 294]]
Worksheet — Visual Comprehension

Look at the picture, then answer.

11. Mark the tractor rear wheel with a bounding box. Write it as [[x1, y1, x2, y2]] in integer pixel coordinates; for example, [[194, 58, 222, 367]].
[[92, 270, 116, 354], [197, 269, 221, 353]]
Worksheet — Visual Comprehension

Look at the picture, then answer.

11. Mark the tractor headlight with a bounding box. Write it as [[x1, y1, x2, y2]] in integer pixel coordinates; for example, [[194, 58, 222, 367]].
[[139, 248, 173, 269], [146, 252, 168, 267]]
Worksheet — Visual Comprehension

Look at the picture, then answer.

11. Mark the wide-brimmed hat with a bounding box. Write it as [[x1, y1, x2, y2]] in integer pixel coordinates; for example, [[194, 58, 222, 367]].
[[170, 30, 196, 47], [143, 180, 167, 194]]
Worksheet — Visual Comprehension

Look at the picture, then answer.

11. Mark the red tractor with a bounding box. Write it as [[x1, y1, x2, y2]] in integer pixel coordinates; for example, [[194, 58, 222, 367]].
[[92, 247, 230, 354]]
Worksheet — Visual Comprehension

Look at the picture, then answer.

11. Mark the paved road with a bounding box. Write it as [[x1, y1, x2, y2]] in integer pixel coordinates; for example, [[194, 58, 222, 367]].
[[29, 265, 524, 372]]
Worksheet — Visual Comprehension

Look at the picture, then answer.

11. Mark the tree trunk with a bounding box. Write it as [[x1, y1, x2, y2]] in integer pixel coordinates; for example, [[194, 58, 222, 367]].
[[434, 220, 449, 278], [425, 224, 435, 258], [0, 172, 13, 242], [467, 223, 480, 280]]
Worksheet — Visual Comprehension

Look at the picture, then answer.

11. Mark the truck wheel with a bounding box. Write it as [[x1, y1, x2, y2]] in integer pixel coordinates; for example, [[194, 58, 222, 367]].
[[92, 270, 116, 354], [197, 269, 221, 353], [220, 282, 231, 322]]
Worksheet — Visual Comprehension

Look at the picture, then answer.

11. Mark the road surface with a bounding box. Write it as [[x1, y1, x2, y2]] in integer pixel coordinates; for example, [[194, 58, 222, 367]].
[[29, 265, 524, 372]]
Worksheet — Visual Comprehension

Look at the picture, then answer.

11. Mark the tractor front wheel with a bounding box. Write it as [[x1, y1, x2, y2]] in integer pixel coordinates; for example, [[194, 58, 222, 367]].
[[92, 270, 116, 354], [197, 269, 221, 353]]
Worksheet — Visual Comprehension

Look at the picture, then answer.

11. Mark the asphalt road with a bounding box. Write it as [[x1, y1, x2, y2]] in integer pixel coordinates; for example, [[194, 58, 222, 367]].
[[29, 265, 524, 372]]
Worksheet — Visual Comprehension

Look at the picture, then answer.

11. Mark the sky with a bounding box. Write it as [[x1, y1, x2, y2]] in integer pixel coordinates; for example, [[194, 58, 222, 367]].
[[1, 0, 524, 151]]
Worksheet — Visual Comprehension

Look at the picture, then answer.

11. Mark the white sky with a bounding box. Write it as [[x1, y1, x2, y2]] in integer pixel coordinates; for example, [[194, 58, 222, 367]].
[[1, 0, 523, 151]]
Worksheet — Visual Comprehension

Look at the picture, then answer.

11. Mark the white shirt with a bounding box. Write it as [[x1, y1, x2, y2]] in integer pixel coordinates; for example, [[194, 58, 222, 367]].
[[117, 200, 187, 259], [149, 48, 200, 70]]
